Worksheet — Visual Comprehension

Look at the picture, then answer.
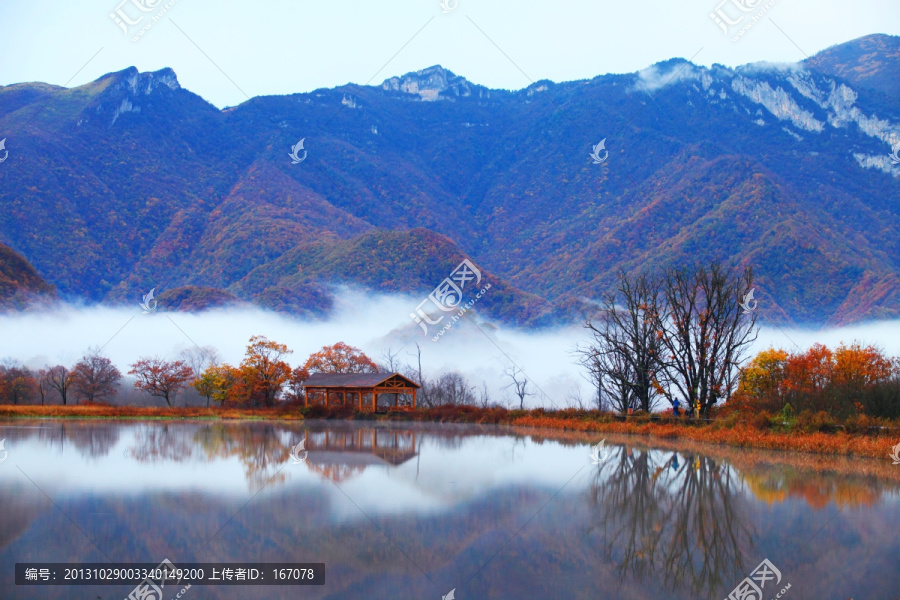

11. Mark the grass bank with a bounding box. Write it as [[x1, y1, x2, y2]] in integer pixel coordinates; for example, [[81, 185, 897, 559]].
[[0, 404, 303, 420]]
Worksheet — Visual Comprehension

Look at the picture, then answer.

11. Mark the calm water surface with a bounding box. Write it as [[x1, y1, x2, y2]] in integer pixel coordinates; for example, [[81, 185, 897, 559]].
[[0, 420, 898, 599]]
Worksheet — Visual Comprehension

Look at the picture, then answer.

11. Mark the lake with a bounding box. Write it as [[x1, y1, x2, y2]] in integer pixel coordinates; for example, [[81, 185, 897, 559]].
[[1, 420, 898, 599]]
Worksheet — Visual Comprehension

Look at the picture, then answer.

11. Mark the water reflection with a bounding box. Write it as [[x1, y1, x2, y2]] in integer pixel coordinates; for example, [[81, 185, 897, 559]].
[[191, 423, 293, 488], [588, 447, 752, 597], [26, 421, 121, 459], [741, 465, 881, 508], [304, 428, 419, 482], [0, 420, 897, 599]]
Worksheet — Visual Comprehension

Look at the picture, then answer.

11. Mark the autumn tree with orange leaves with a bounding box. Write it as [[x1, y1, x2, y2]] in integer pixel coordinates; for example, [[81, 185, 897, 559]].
[[194, 364, 248, 407], [240, 336, 292, 407], [302, 342, 378, 375], [733, 342, 900, 419], [129, 357, 194, 407], [730, 349, 789, 414], [285, 366, 310, 403]]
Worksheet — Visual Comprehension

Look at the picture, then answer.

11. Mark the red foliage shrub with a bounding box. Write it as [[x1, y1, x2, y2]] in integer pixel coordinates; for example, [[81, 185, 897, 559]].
[[795, 410, 838, 433], [749, 410, 774, 431]]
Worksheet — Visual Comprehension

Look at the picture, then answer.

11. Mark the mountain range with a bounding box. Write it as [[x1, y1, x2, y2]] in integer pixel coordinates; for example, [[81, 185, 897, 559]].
[[0, 33, 898, 327]]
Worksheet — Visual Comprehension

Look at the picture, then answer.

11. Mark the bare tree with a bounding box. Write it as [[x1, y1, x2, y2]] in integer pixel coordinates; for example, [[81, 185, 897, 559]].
[[577, 272, 664, 414], [37, 369, 47, 405], [566, 386, 586, 410], [574, 347, 607, 411], [70, 348, 122, 404], [429, 372, 476, 406], [379, 347, 406, 405], [581, 343, 639, 414], [380, 347, 405, 372], [504, 365, 532, 410], [44, 365, 73, 405], [476, 380, 492, 408], [656, 263, 758, 418], [179, 345, 220, 379], [575, 325, 637, 414], [408, 343, 430, 407]]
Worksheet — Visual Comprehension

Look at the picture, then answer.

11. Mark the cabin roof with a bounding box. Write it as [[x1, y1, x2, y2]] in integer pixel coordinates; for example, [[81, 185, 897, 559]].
[[302, 372, 421, 389]]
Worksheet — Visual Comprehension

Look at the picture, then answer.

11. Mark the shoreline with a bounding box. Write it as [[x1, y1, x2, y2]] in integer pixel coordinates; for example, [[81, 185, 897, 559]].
[[1, 405, 897, 460]]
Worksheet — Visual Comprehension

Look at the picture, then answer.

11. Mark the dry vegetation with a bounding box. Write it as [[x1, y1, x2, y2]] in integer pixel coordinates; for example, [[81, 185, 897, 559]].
[[509, 413, 897, 459], [0, 403, 302, 420]]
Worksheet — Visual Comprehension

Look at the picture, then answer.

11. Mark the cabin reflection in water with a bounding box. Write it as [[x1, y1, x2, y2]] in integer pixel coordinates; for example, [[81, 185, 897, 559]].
[[305, 428, 418, 482]]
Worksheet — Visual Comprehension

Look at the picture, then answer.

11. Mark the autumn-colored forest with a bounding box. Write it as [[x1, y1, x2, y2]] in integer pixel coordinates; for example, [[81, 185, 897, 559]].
[[2, 335, 900, 422], [1, 331, 899, 458]]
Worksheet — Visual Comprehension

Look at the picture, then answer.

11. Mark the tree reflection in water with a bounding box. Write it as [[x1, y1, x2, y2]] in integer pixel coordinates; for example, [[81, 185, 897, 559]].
[[194, 423, 294, 489], [587, 446, 754, 597], [37, 421, 120, 459], [124, 423, 295, 489], [128, 423, 423, 490]]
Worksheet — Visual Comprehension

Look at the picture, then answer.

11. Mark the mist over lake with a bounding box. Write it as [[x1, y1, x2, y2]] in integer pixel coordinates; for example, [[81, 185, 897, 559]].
[[4, 290, 900, 408]]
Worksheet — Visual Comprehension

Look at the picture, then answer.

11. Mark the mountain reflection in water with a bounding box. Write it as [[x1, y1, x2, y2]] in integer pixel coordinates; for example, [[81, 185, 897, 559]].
[[0, 420, 897, 600]]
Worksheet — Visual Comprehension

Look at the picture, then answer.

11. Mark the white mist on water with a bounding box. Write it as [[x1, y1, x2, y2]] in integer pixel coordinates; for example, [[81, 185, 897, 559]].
[[1, 290, 899, 408]]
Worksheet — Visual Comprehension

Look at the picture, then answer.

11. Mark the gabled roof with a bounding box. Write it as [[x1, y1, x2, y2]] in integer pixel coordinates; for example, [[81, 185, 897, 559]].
[[302, 372, 421, 389]]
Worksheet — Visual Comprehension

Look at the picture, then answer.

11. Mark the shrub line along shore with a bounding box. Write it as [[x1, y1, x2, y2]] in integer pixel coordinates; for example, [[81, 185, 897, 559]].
[[1, 404, 896, 460]]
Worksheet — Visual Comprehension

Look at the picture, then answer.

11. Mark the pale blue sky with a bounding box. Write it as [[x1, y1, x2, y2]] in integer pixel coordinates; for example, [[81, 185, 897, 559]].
[[0, 0, 898, 108]]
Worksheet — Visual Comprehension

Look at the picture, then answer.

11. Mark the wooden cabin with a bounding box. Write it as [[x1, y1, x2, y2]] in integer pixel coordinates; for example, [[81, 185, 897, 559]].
[[302, 372, 421, 411]]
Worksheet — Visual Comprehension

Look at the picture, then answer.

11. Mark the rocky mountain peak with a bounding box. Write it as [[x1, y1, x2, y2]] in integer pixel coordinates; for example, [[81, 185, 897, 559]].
[[97, 67, 181, 97], [381, 65, 489, 101], [87, 67, 182, 126], [118, 67, 181, 95]]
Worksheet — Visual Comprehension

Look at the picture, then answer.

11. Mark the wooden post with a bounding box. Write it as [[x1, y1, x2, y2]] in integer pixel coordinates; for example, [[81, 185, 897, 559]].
[[341, 390, 346, 406], [412, 389, 417, 409], [373, 391, 378, 412]]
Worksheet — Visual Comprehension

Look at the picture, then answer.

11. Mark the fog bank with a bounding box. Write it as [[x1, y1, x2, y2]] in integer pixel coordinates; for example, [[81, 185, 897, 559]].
[[2, 290, 900, 408]]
